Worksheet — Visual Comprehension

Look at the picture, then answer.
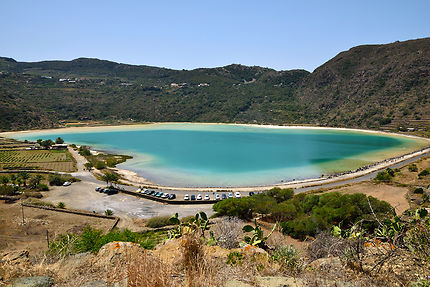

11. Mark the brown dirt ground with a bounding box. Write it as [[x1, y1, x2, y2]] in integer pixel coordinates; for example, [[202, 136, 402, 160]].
[[0, 200, 115, 255]]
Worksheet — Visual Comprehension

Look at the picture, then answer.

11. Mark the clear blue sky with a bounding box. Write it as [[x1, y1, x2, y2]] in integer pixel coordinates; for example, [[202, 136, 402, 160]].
[[1, 0, 429, 71]]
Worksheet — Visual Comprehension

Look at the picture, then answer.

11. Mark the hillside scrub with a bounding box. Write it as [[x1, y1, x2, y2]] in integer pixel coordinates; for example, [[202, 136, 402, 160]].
[[213, 189, 392, 239]]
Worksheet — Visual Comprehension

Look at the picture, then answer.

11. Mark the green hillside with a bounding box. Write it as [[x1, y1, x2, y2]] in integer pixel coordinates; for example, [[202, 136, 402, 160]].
[[0, 38, 429, 133]]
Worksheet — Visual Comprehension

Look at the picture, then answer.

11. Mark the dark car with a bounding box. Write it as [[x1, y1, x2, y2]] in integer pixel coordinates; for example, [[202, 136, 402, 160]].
[[168, 194, 176, 200], [103, 188, 118, 195], [191, 194, 196, 200], [221, 194, 227, 200], [149, 190, 156, 196], [249, 191, 255, 197]]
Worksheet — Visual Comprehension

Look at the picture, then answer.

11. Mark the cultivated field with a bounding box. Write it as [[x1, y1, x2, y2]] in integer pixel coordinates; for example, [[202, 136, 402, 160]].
[[0, 150, 76, 172]]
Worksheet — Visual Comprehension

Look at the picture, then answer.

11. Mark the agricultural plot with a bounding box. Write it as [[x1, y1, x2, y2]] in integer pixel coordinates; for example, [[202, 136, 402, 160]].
[[0, 150, 76, 172]]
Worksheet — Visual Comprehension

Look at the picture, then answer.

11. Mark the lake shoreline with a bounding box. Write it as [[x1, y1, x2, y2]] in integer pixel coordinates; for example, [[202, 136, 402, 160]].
[[2, 123, 429, 191], [1, 122, 428, 142]]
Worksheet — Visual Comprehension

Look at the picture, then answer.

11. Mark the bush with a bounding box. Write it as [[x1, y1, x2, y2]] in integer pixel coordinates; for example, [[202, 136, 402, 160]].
[[409, 164, 418, 172], [36, 183, 49, 191], [48, 174, 65, 186], [418, 169, 430, 177], [78, 147, 91, 156], [105, 209, 113, 216], [146, 215, 175, 228], [375, 168, 395, 181], [49, 226, 166, 255], [271, 245, 303, 272], [95, 160, 106, 170], [0, 185, 15, 196], [414, 187, 424, 194], [57, 202, 66, 209]]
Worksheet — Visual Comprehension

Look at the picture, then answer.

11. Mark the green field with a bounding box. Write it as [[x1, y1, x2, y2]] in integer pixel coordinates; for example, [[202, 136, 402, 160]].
[[0, 150, 76, 172]]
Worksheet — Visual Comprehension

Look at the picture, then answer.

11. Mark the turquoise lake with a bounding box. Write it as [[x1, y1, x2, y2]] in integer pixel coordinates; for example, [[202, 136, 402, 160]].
[[11, 124, 428, 187]]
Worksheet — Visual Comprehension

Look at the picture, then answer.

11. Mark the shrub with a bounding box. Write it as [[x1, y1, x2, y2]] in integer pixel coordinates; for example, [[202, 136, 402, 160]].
[[375, 168, 395, 181], [408, 164, 418, 172], [0, 185, 15, 196], [414, 187, 424, 194], [36, 183, 49, 191], [146, 215, 174, 228], [57, 202, 65, 209], [271, 245, 303, 273], [95, 160, 106, 170], [48, 174, 65, 186], [418, 169, 430, 177], [105, 209, 113, 216]]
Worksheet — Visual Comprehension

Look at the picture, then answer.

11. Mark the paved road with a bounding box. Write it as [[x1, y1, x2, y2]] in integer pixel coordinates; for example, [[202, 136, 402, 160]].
[[295, 151, 429, 193]]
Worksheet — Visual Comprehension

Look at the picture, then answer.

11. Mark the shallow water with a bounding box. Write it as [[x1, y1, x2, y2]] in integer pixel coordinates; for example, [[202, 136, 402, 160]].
[[11, 124, 428, 187]]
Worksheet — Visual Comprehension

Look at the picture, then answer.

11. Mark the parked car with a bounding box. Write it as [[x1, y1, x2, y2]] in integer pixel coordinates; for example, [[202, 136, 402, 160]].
[[249, 191, 255, 196], [235, 192, 241, 198], [95, 187, 103, 192], [144, 190, 151, 195], [103, 188, 118, 195], [228, 192, 233, 198], [149, 190, 156, 195], [168, 194, 176, 200], [63, 181, 71, 186], [197, 194, 202, 200], [155, 191, 163, 197], [204, 194, 210, 200], [191, 195, 196, 200], [136, 188, 142, 193], [222, 194, 227, 200], [184, 194, 189, 200], [215, 194, 220, 200], [161, 193, 168, 198]]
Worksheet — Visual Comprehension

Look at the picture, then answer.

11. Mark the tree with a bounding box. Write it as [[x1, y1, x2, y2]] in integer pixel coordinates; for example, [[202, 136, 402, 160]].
[[19, 172, 30, 187], [29, 174, 44, 189], [0, 175, 10, 185], [101, 172, 119, 186], [84, 162, 93, 171], [55, 137, 64, 144], [41, 139, 54, 149]]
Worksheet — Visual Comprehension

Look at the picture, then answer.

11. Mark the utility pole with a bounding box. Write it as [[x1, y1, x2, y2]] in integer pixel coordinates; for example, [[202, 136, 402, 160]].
[[46, 230, 50, 248], [21, 205, 25, 225]]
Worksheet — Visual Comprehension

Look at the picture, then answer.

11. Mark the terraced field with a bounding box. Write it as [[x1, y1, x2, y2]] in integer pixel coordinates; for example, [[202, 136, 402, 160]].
[[0, 150, 76, 172]]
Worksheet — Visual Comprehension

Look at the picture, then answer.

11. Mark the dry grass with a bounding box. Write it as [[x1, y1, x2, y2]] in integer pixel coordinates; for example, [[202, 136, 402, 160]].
[[126, 249, 177, 287]]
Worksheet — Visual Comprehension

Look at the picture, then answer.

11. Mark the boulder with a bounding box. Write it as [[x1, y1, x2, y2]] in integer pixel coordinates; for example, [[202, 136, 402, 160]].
[[6, 276, 54, 287], [257, 276, 305, 287]]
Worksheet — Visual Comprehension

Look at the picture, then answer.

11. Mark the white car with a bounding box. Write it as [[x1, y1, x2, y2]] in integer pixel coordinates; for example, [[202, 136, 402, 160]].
[[136, 188, 142, 193], [184, 194, 189, 200], [161, 193, 168, 198], [228, 192, 233, 198], [204, 194, 210, 200], [215, 194, 220, 200], [235, 192, 241, 198], [197, 194, 202, 200], [63, 181, 71, 186]]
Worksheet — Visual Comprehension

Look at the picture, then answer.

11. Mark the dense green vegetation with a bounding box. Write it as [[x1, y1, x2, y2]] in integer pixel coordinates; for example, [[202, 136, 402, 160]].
[[48, 226, 167, 256], [213, 188, 392, 239], [1, 38, 429, 132]]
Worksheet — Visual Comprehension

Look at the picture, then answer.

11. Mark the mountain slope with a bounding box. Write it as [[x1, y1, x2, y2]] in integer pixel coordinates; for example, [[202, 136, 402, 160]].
[[296, 38, 430, 130], [0, 37, 429, 133]]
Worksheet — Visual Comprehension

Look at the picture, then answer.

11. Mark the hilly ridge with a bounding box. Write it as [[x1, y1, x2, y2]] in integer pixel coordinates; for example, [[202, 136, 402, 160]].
[[0, 38, 429, 134]]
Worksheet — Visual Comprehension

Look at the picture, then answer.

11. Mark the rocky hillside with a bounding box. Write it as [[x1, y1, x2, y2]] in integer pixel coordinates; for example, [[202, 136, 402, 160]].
[[0, 38, 429, 132], [297, 38, 430, 130]]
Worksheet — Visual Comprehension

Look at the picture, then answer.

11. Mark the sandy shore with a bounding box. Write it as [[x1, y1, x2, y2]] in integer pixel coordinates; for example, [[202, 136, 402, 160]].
[[2, 121, 429, 142], [2, 122, 430, 191]]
